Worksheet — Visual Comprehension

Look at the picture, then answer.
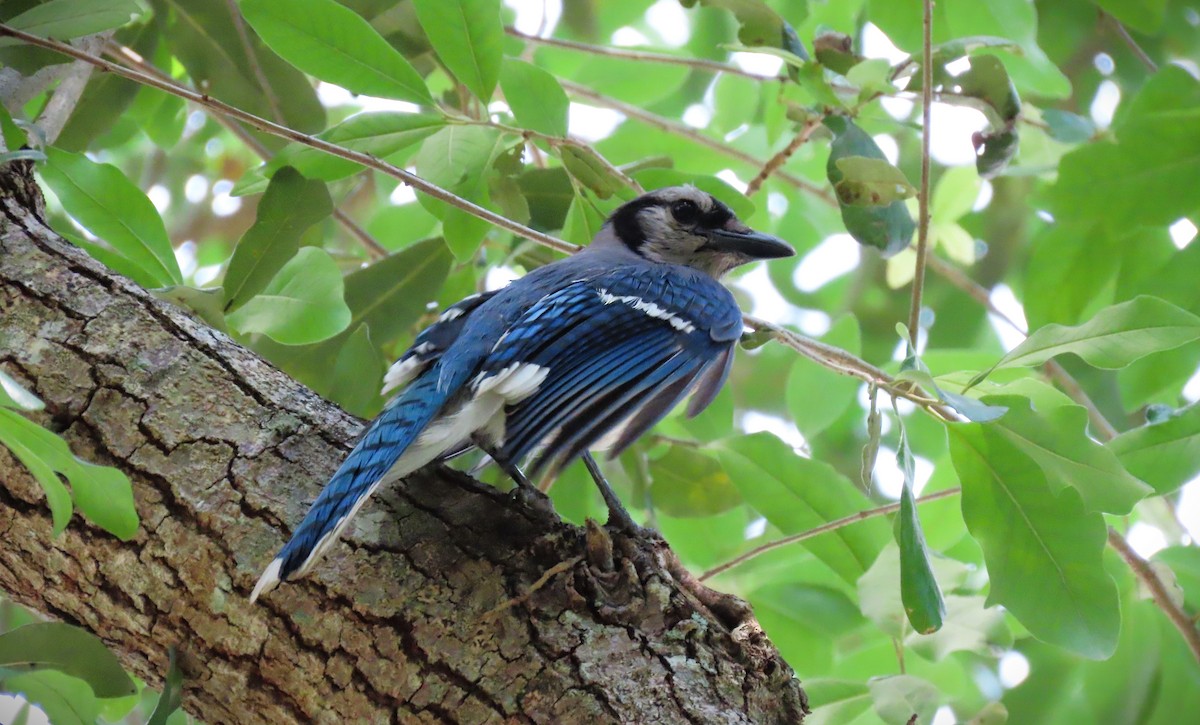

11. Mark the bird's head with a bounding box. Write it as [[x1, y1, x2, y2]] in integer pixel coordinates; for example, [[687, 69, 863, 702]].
[[603, 186, 794, 277]]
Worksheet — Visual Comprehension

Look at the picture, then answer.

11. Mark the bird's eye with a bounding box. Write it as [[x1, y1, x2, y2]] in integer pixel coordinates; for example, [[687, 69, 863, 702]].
[[671, 199, 700, 224]]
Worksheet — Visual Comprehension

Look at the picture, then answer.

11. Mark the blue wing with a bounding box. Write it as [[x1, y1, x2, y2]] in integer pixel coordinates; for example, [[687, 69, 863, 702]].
[[485, 267, 742, 474], [382, 290, 498, 395]]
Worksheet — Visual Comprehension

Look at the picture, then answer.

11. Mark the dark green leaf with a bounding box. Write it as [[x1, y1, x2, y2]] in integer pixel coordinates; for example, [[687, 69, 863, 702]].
[[895, 423, 944, 634], [39, 147, 182, 288], [680, 0, 807, 57], [146, 647, 184, 725], [974, 124, 1019, 178], [648, 447, 741, 517], [342, 238, 454, 344], [326, 324, 385, 418], [1108, 403, 1200, 496], [223, 167, 333, 312], [226, 247, 351, 345], [1093, 0, 1167, 34], [499, 59, 569, 138], [239, 0, 433, 104], [412, 0, 504, 102], [949, 423, 1120, 659], [825, 115, 915, 257], [0, 623, 136, 698], [153, 0, 325, 138]]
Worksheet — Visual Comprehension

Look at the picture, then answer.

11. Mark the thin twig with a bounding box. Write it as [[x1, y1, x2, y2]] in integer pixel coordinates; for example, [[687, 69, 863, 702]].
[[1107, 528, 1200, 663], [745, 117, 822, 197], [107, 42, 389, 260], [506, 27, 777, 81], [559, 79, 836, 204], [699, 488, 962, 581], [906, 0, 934, 351], [745, 315, 958, 421], [1101, 12, 1159, 73], [0, 25, 581, 256]]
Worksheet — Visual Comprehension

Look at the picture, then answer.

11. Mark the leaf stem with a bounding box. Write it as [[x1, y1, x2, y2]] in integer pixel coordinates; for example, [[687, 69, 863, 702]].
[[698, 487, 962, 581], [906, 0, 934, 352]]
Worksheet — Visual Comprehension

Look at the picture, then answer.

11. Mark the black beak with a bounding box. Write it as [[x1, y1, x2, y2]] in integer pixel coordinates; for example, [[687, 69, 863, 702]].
[[704, 227, 795, 259]]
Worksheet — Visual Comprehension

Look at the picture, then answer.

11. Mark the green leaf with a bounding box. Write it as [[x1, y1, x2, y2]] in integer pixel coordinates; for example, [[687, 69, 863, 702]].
[[785, 315, 861, 438], [825, 116, 915, 257], [1042, 109, 1095, 144], [906, 594, 1011, 661], [1093, 0, 1167, 34], [0, 369, 44, 411], [223, 167, 333, 312], [717, 433, 888, 584], [647, 447, 741, 517], [0, 410, 73, 535], [977, 296, 1200, 383], [895, 423, 944, 634], [326, 324, 385, 418], [1051, 66, 1200, 228], [1, 0, 143, 46], [39, 147, 182, 288], [948, 423, 1120, 659], [412, 0, 504, 102], [833, 156, 917, 206], [146, 647, 184, 725], [153, 0, 325, 138], [342, 238, 454, 344], [985, 396, 1152, 514], [499, 59, 569, 138], [680, 0, 808, 58], [1153, 546, 1200, 614], [869, 675, 940, 725], [226, 247, 351, 345], [238, 0, 433, 104], [930, 165, 981, 224], [560, 144, 630, 200], [0, 409, 138, 539], [1108, 403, 1200, 496], [561, 192, 606, 246], [238, 113, 445, 192], [1, 670, 99, 725], [0, 623, 136, 698]]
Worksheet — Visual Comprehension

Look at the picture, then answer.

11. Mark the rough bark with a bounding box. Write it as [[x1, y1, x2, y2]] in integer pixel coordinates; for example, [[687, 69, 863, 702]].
[[0, 158, 807, 724]]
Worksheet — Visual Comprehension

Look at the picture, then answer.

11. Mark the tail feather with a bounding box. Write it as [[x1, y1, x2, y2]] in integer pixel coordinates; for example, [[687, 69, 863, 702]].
[[250, 372, 451, 601]]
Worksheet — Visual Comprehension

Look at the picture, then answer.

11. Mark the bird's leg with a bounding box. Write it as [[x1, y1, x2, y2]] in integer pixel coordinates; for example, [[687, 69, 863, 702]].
[[471, 435, 551, 511], [582, 452, 655, 537]]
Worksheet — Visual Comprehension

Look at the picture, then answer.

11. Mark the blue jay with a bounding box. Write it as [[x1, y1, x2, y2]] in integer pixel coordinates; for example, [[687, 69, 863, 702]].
[[251, 186, 794, 601]]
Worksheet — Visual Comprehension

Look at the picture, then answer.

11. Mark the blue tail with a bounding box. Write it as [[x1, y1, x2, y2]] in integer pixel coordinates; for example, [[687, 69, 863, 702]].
[[251, 369, 452, 600]]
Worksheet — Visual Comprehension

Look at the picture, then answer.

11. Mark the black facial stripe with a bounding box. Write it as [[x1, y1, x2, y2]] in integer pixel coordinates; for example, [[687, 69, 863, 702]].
[[700, 199, 733, 229], [609, 196, 661, 251]]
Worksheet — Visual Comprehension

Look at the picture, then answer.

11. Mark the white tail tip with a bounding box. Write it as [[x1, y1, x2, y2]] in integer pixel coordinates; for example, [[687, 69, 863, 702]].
[[249, 558, 283, 603]]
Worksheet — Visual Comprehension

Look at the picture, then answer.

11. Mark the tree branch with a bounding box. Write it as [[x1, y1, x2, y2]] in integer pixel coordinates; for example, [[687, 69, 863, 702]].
[[1107, 528, 1200, 662], [745, 117, 821, 197]]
